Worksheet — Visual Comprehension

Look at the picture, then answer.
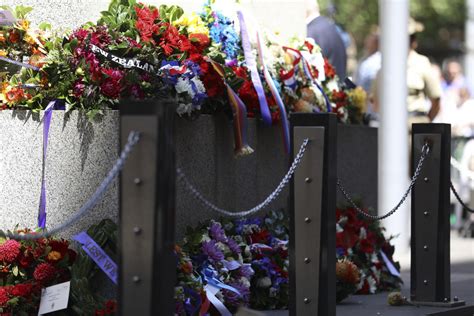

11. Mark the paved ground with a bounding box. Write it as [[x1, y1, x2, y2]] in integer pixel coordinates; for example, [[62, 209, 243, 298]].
[[258, 233, 474, 316]]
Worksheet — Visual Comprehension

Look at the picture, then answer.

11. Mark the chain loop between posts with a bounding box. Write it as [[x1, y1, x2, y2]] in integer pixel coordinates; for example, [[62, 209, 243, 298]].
[[338, 143, 431, 220], [450, 181, 474, 213], [177, 138, 310, 218], [0, 131, 141, 240]]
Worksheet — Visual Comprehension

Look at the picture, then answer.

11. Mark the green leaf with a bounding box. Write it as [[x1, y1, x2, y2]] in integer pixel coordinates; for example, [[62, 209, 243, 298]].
[[38, 21, 52, 31]]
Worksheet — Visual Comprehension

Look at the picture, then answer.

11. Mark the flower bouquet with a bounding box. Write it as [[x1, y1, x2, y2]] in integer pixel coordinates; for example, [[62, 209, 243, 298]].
[[181, 220, 254, 314], [0, 229, 76, 315], [224, 210, 290, 310], [336, 205, 403, 295]]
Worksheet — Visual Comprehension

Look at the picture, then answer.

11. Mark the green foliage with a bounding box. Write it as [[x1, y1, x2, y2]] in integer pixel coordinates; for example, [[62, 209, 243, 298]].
[[317, 0, 465, 60], [67, 219, 118, 316], [0, 5, 33, 19]]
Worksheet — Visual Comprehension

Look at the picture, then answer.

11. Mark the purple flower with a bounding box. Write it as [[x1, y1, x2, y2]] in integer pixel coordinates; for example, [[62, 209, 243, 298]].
[[209, 222, 227, 243], [201, 240, 224, 262], [223, 282, 251, 307], [226, 237, 241, 254], [237, 264, 254, 279]]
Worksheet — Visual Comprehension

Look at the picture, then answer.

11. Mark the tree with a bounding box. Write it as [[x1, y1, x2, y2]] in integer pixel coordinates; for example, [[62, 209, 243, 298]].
[[317, 0, 466, 62]]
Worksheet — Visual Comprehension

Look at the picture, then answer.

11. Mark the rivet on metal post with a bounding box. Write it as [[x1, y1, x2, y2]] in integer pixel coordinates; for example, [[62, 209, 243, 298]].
[[423, 211, 429, 216], [423, 280, 428, 285], [133, 178, 142, 185], [304, 217, 311, 223], [304, 257, 311, 264], [305, 177, 312, 183], [444, 298, 449, 303], [132, 276, 141, 283], [424, 177, 429, 183], [454, 296, 459, 302], [423, 245, 428, 251], [303, 298, 311, 304], [133, 227, 142, 235]]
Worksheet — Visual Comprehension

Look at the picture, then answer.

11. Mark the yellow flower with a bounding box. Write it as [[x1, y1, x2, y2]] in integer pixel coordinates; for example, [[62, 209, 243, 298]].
[[47, 250, 62, 261], [173, 12, 209, 36], [16, 19, 30, 31], [0, 50, 6, 57], [347, 86, 367, 113]]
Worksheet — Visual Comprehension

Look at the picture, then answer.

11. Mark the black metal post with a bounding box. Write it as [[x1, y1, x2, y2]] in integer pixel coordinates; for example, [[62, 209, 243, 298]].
[[411, 123, 464, 307], [119, 100, 176, 315], [289, 113, 337, 316]]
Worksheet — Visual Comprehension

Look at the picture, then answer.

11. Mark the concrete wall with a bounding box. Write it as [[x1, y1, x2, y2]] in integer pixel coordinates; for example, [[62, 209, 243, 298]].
[[4, 0, 306, 42], [0, 111, 377, 239], [0, 110, 119, 238]]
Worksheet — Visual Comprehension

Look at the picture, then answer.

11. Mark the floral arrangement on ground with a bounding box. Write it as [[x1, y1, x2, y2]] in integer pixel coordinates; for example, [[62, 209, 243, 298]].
[[1, 0, 367, 154], [0, 228, 76, 315], [175, 206, 403, 314]]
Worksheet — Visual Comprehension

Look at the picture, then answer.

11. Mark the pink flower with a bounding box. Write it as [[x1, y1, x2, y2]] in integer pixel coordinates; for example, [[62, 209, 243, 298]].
[[102, 68, 124, 82], [0, 240, 20, 263], [73, 80, 86, 97]]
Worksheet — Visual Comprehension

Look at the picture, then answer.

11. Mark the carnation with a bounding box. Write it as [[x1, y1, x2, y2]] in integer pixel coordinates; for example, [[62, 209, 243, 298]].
[[0, 239, 21, 263], [33, 263, 57, 284], [11, 283, 33, 298], [0, 287, 10, 307]]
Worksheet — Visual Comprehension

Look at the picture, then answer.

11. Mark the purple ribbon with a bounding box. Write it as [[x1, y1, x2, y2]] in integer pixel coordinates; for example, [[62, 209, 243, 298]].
[[0, 56, 40, 71], [73, 231, 118, 284], [38, 101, 65, 228], [38, 101, 55, 228], [237, 11, 272, 126]]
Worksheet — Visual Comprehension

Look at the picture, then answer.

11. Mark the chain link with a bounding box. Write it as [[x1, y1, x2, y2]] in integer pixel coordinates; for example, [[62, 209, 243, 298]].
[[338, 143, 430, 220], [177, 138, 310, 218], [0, 131, 141, 240], [450, 181, 474, 213]]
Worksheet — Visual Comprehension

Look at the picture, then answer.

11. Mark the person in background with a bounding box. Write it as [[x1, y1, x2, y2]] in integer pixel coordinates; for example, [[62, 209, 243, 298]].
[[441, 58, 471, 106], [305, 0, 347, 79], [372, 18, 441, 125], [356, 30, 381, 120]]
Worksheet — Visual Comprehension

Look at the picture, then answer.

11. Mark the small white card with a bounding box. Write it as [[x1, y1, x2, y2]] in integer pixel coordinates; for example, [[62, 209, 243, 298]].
[[38, 281, 70, 315]]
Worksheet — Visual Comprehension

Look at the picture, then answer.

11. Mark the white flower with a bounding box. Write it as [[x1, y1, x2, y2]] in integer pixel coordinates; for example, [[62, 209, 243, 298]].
[[190, 76, 206, 96], [326, 78, 339, 92], [336, 223, 344, 233], [256, 277, 272, 288], [175, 77, 192, 95], [367, 275, 377, 294], [359, 227, 367, 239]]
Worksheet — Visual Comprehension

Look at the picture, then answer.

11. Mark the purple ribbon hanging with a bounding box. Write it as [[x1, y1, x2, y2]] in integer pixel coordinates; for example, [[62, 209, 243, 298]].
[[73, 231, 118, 284], [237, 11, 272, 126], [38, 101, 64, 228], [38, 101, 55, 228]]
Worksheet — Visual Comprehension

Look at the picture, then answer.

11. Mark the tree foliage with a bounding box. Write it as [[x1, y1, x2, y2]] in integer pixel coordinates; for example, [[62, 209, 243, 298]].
[[318, 0, 466, 61]]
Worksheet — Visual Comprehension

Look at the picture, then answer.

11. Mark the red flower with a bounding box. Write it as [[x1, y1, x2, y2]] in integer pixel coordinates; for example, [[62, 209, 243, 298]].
[[357, 279, 370, 294], [0, 240, 20, 263], [238, 80, 259, 115], [33, 263, 57, 284], [359, 238, 375, 254], [249, 229, 270, 244], [11, 283, 33, 298], [100, 79, 122, 99], [19, 252, 33, 268], [8, 30, 19, 43], [135, 5, 160, 43], [324, 58, 336, 79], [189, 33, 210, 53], [0, 287, 10, 307], [159, 24, 191, 56]]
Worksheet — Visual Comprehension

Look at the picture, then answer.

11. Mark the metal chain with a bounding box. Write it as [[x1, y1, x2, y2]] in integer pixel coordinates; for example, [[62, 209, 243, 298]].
[[177, 138, 310, 218], [0, 131, 141, 240], [338, 143, 430, 220], [450, 181, 474, 213]]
